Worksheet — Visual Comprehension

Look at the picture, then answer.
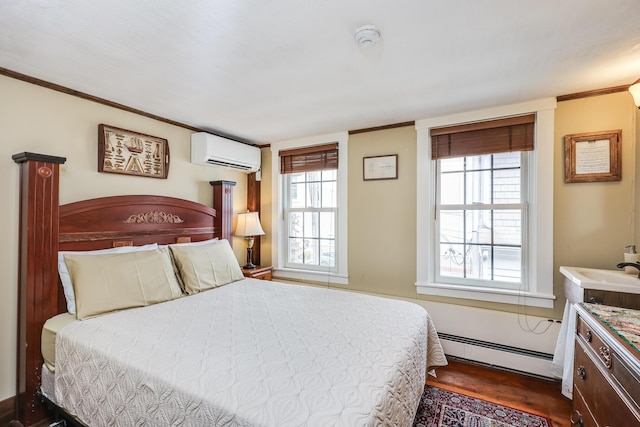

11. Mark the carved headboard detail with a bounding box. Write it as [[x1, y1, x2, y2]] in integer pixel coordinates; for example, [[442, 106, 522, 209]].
[[123, 211, 185, 224], [59, 195, 219, 252]]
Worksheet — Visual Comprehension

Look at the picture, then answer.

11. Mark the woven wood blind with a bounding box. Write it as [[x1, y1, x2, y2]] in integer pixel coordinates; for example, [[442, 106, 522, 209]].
[[280, 143, 339, 174], [430, 114, 535, 160]]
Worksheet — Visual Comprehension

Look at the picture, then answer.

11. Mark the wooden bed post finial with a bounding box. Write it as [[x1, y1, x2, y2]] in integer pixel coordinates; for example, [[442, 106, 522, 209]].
[[12, 152, 66, 426]]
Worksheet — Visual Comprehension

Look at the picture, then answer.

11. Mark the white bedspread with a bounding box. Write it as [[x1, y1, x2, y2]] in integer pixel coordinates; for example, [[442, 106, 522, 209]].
[[55, 279, 446, 426]]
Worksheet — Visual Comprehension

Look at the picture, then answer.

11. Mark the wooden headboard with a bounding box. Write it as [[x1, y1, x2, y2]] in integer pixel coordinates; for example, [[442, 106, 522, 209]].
[[54, 195, 220, 313], [12, 152, 236, 426]]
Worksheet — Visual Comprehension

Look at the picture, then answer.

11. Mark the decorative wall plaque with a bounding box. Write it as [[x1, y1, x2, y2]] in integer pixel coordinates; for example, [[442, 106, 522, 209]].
[[98, 124, 170, 179]]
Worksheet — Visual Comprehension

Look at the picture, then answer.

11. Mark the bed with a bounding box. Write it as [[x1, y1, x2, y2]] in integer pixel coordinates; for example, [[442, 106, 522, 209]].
[[13, 153, 446, 427]]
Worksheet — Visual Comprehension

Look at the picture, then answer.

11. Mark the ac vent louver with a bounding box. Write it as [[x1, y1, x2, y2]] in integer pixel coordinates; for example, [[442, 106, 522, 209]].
[[206, 159, 254, 171]]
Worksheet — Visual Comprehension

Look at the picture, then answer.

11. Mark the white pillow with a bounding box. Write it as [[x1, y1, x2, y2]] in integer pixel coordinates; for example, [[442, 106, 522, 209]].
[[58, 243, 159, 314]]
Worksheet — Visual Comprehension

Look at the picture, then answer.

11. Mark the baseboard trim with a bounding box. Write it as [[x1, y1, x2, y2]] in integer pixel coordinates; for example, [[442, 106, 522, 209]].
[[0, 394, 52, 427], [0, 394, 15, 424], [445, 355, 560, 383]]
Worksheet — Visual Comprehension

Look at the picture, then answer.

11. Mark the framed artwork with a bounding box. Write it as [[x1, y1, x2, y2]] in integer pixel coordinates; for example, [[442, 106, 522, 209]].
[[564, 130, 621, 183], [363, 154, 398, 180], [98, 124, 170, 179]]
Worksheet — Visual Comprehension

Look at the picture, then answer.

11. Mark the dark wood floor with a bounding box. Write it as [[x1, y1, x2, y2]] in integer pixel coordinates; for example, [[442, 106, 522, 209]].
[[427, 358, 572, 427]]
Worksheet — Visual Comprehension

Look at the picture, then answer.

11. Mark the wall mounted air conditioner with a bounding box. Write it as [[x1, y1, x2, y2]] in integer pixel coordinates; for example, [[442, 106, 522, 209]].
[[191, 132, 261, 172]]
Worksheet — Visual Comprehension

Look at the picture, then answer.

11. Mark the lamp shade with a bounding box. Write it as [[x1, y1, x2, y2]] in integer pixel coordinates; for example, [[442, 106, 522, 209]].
[[629, 82, 640, 107], [235, 212, 265, 237]]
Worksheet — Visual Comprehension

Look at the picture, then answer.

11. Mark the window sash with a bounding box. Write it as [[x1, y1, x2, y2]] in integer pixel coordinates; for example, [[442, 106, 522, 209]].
[[434, 152, 528, 290], [435, 205, 526, 289], [283, 206, 337, 271], [283, 172, 338, 272]]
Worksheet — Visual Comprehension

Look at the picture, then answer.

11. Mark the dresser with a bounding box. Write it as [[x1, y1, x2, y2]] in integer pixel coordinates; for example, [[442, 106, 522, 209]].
[[572, 303, 640, 426]]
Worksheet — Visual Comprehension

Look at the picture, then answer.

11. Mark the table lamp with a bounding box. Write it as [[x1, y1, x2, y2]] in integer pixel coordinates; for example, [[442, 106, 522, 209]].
[[235, 211, 265, 269]]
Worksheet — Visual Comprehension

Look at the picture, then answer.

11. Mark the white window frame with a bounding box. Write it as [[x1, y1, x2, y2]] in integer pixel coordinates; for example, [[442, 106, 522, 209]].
[[415, 98, 557, 308], [271, 132, 349, 284]]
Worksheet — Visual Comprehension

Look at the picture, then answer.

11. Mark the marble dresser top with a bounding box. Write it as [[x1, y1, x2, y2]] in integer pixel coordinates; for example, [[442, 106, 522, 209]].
[[583, 303, 640, 354]]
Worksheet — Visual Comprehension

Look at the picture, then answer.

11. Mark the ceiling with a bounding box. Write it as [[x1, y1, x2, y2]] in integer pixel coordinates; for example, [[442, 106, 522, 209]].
[[1, 1, 640, 144]]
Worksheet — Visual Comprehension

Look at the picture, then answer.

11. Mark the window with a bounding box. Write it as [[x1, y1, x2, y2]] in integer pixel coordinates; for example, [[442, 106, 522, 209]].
[[284, 169, 337, 270], [270, 132, 349, 284], [415, 98, 557, 308], [437, 151, 527, 290]]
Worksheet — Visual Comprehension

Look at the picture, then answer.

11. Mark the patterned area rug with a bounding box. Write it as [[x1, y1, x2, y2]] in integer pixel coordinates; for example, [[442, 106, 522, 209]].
[[413, 385, 553, 427]]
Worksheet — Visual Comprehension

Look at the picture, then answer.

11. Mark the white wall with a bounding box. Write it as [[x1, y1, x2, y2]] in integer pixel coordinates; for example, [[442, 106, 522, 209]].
[[0, 75, 249, 400]]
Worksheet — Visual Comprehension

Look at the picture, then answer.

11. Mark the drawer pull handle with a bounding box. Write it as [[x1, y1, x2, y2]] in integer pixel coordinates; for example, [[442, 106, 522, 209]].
[[585, 330, 592, 342], [570, 409, 583, 426], [576, 365, 586, 380], [598, 345, 612, 368]]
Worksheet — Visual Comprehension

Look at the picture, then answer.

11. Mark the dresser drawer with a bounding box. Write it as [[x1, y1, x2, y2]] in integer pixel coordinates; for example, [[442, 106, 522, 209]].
[[571, 386, 598, 427], [577, 315, 611, 368], [574, 339, 639, 426], [611, 351, 640, 410]]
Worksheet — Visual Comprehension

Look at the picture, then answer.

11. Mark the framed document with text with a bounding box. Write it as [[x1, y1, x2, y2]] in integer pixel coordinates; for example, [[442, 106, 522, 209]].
[[564, 130, 621, 183], [363, 154, 398, 181]]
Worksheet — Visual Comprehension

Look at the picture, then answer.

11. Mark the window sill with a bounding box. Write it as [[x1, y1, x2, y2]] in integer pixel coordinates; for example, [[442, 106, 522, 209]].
[[416, 281, 555, 308], [273, 268, 349, 285]]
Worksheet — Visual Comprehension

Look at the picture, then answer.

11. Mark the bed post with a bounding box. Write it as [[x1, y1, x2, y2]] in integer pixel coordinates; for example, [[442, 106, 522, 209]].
[[210, 180, 236, 244], [247, 172, 262, 266], [12, 152, 66, 427]]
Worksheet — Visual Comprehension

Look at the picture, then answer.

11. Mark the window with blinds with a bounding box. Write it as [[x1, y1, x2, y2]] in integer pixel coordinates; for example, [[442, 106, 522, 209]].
[[431, 114, 534, 290], [280, 143, 338, 272]]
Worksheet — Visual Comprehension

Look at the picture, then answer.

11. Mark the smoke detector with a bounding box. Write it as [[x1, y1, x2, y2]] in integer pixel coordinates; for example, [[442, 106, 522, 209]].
[[354, 24, 381, 48]]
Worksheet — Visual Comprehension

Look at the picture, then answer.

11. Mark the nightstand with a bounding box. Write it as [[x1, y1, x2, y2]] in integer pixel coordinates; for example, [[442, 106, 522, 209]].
[[242, 266, 273, 281]]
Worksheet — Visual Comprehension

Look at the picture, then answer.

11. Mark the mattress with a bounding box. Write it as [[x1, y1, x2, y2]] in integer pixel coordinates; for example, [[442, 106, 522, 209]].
[[40, 362, 56, 402], [41, 312, 76, 372], [55, 278, 446, 426]]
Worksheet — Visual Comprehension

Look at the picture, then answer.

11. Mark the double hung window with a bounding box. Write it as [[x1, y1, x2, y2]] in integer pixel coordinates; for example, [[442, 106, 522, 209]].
[[271, 134, 346, 283], [416, 101, 556, 308], [432, 114, 534, 291]]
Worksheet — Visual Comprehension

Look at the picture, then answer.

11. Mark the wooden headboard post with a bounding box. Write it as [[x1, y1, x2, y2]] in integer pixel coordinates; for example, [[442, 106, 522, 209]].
[[247, 172, 262, 266], [210, 180, 236, 244], [12, 152, 66, 427]]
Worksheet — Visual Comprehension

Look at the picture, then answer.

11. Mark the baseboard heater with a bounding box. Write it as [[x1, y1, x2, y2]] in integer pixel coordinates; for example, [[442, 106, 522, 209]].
[[438, 332, 555, 378], [438, 333, 553, 360]]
